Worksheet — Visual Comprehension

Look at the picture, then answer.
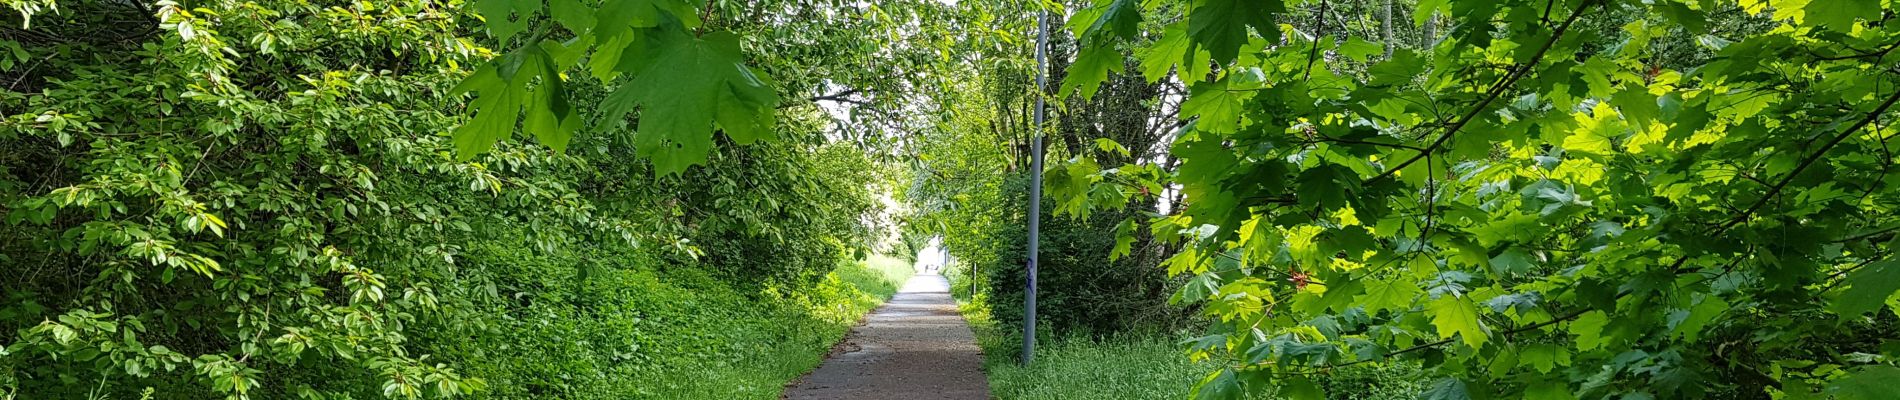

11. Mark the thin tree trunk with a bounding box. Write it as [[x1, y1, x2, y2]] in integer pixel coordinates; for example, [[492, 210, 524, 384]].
[[1382, 0, 1394, 58]]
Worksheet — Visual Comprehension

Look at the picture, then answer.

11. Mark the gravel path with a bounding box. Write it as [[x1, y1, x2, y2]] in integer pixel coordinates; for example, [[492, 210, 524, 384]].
[[783, 273, 990, 400]]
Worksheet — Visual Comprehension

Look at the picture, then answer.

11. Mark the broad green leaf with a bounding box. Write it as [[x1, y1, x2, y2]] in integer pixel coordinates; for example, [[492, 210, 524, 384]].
[[452, 52, 535, 159], [1828, 366, 1900, 400], [1110, 218, 1138, 261], [1571, 310, 1610, 350], [1180, 78, 1250, 133], [1650, 1, 1707, 33], [1669, 293, 1729, 341], [1187, 0, 1283, 63], [1073, 0, 1142, 42], [1140, 23, 1212, 82], [1061, 44, 1121, 99], [1415, 0, 1448, 25], [1801, 0, 1878, 32], [474, 0, 538, 43], [1563, 103, 1622, 156], [1357, 278, 1422, 313], [548, 0, 596, 34], [1611, 86, 1660, 129], [1192, 368, 1243, 400], [1421, 378, 1472, 400], [1429, 295, 1487, 349], [1525, 382, 1577, 400], [1519, 344, 1571, 373], [1280, 376, 1325, 400], [1338, 37, 1384, 61], [1830, 260, 1900, 317], [605, 30, 781, 175], [523, 44, 581, 152]]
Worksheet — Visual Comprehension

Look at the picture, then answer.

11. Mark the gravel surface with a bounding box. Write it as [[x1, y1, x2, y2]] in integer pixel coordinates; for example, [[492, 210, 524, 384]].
[[782, 273, 990, 400]]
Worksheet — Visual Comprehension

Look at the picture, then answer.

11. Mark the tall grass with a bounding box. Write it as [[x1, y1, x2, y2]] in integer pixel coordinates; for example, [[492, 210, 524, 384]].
[[639, 255, 915, 399], [961, 297, 1424, 400], [985, 335, 1219, 399], [835, 254, 918, 299], [961, 301, 1215, 399]]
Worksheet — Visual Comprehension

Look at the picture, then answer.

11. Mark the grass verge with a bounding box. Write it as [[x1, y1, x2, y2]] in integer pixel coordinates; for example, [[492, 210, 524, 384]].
[[960, 296, 1423, 400], [960, 303, 1218, 399], [650, 254, 915, 399]]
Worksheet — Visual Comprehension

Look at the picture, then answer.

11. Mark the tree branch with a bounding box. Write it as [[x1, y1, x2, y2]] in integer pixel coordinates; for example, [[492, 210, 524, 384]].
[[809, 89, 866, 104], [1331, 308, 1589, 368], [1719, 87, 1900, 232], [1367, 0, 1598, 184]]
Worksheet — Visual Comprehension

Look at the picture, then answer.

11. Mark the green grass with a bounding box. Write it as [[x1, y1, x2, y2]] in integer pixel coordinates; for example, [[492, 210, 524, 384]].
[[961, 301, 1216, 400], [640, 255, 914, 399], [960, 298, 1424, 400], [986, 335, 1219, 399], [835, 254, 917, 299]]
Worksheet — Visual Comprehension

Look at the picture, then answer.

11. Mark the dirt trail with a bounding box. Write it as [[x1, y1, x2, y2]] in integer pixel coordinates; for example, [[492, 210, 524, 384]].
[[782, 273, 990, 400]]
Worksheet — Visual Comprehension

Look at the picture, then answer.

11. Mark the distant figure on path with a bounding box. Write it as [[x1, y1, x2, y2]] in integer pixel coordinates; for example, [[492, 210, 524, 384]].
[[915, 236, 948, 274]]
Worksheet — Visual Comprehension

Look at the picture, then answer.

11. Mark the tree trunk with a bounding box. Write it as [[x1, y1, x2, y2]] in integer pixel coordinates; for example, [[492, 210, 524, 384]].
[[1382, 0, 1395, 58]]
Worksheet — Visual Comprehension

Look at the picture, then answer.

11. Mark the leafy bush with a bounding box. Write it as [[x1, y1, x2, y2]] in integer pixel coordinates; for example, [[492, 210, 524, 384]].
[[946, 176, 1190, 342], [0, 1, 898, 398], [1049, 0, 1900, 398], [964, 306, 1423, 400]]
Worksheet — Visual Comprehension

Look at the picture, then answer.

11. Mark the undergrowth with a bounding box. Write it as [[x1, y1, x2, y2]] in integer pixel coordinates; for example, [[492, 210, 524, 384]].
[[959, 281, 1424, 400], [417, 246, 913, 400], [620, 255, 912, 399]]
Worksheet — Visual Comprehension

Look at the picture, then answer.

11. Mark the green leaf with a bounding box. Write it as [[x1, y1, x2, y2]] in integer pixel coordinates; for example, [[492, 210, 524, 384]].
[[474, 0, 539, 43], [1828, 366, 1900, 400], [548, 0, 596, 34], [1564, 103, 1623, 156], [1669, 293, 1729, 341], [1192, 368, 1243, 400], [1525, 382, 1577, 400], [1140, 23, 1211, 83], [1650, 1, 1707, 33], [604, 30, 781, 175], [1180, 78, 1250, 133], [1074, 0, 1142, 42], [1280, 376, 1324, 400], [1357, 278, 1422, 313], [1518, 344, 1571, 373], [1187, 0, 1283, 63], [1061, 43, 1121, 99], [523, 45, 581, 152], [1110, 218, 1138, 261], [1414, 0, 1448, 25], [1830, 260, 1900, 317], [1571, 310, 1610, 350], [598, 0, 700, 31], [1800, 0, 1878, 32], [1295, 165, 1354, 212], [1611, 86, 1660, 130], [1487, 247, 1536, 276], [1338, 37, 1384, 61], [1428, 295, 1487, 349], [1421, 378, 1472, 400], [452, 52, 535, 159]]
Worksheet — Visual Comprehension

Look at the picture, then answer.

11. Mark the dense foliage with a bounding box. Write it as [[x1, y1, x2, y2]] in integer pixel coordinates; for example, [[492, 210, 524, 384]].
[[0, 0, 920, 398], [15, 0, 1900, 398], [900, 0, 1196, 341], [1049, 0, 1900, 398]]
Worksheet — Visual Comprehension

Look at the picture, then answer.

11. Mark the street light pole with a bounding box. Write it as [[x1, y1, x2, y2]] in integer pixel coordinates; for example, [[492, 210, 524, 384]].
[[1023, 7, 1049, 367]]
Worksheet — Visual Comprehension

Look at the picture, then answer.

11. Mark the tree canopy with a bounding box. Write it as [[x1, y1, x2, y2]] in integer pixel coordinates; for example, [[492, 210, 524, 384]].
[[1045, 0, 1900, 398]]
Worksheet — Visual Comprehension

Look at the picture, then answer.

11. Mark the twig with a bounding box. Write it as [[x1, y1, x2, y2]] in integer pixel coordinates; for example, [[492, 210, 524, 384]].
[[1719, 88, 1900, 232], [1331, 308, 1589, 368], [1304, 0, 1329, 81], [1367, 0, 1598, 184]]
